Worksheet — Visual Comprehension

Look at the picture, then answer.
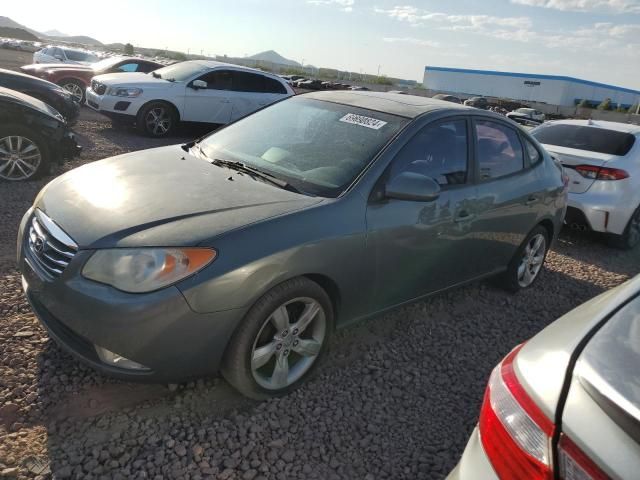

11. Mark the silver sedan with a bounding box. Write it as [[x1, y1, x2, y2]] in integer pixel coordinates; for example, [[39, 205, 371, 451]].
[[448, 274, 640, 479]]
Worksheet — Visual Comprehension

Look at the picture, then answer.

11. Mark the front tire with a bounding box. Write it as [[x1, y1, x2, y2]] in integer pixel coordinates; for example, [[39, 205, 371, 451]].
[[0, 125, 50, 181], [136, 101, 177, 137], [222, 277, 333, 400], [500, 226, 549, 293], [59, 79, 85, 103], [608, 206, 640, 250]]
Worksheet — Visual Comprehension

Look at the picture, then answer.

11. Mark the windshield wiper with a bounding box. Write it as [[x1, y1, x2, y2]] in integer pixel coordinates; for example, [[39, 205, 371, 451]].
[[211, 158, 301, 193]]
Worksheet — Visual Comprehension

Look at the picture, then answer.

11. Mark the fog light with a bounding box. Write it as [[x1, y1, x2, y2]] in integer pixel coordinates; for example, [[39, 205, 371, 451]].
[[95, 345, 150, 371]]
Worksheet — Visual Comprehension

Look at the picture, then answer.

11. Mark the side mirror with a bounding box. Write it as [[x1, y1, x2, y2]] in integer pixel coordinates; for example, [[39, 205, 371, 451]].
[[385, 172, 440, 202], [192, 80, 207, 90]]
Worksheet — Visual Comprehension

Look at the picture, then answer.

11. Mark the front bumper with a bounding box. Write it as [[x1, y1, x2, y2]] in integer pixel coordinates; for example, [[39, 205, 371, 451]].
[[446, 427, 497, 480], [567, 188, 636, 235], [85, 87, 141, 121], [17, 211, 245, 382]]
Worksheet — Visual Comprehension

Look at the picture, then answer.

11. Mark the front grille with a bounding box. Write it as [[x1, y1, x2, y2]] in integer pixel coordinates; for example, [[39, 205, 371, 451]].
[[27, 210, 78, 278], [91, 80, 106, 95]]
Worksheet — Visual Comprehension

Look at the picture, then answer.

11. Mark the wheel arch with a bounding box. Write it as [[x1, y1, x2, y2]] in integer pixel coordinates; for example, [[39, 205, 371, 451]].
[[303, 273, 342, 326], [138, 99, 181, 122], [537, 218, 555, 242]]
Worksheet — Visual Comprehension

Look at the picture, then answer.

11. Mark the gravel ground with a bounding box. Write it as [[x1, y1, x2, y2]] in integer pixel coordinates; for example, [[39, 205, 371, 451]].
[[1, 104, 640, 479]]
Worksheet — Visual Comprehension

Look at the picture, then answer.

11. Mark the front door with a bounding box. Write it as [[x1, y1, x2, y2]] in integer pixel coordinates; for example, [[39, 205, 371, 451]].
[[366, 117, 479, 311], [182, 70, 233, 124]]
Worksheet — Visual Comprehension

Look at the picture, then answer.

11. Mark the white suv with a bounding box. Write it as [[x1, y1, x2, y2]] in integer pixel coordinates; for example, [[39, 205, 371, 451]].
[[86, 61, 294, 136], [532, 119, 640, 248], [33, 47, 99, 65]]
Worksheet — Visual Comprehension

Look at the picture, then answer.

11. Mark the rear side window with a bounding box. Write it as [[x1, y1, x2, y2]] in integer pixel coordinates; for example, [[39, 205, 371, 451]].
[[136, 62, 158, 73], [532, 124, 636, 156], [390, 119, 468, 187], [263, 76, 287, 94], [231, 71, 264, 93], [475, 120, 524, 181], [64, 50, 88, 61]]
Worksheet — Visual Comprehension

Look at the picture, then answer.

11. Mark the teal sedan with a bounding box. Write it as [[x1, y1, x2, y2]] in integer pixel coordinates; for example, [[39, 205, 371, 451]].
[[18, 91, 567, 398]]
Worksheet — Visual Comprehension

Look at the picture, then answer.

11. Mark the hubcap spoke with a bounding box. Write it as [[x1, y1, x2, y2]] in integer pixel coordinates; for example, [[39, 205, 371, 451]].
[[271, 354, 289, 389], [292, 338, 321, 357], [270, 306, 290, 331], [252, 341, 278, 370], [291, 302, 320, 334]]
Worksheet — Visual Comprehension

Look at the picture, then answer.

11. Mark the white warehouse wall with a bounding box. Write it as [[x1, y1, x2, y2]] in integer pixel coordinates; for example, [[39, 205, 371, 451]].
[[424, 67, 640, 107]]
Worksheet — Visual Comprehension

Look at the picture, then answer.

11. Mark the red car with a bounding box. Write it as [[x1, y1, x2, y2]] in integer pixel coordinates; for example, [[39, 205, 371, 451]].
[[21, 57, 164, 103]]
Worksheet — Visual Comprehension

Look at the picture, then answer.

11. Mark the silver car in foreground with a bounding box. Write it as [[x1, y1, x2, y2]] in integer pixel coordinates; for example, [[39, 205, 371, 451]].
[[448, 274, 640, 480], [532, 120, 640, 249]]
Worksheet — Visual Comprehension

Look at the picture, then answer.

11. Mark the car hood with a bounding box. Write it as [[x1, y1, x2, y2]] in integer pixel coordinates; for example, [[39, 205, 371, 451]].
[[92, 71, 174, 87], [35, 145, 321, 248], [0, 86, 64, 122]]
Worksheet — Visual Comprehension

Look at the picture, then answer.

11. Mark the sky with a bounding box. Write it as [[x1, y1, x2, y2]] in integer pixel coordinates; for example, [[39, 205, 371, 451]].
[[4, 0, 640, 88]]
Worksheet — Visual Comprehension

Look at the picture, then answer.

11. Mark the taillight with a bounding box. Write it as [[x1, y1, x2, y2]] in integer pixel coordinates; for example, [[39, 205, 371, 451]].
[[575, 165, 629, 181], [558, 433, 611, 480], [479, 345, 555, 479]]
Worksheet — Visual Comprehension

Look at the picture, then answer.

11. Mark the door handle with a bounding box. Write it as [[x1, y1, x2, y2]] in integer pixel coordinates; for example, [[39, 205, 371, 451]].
[[454, 211, 476, 223], [525, 196, 538, 206]]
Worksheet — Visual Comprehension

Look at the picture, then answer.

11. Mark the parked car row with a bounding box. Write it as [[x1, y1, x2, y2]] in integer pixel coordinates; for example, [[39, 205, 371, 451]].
[[280, 75, 370, 91]]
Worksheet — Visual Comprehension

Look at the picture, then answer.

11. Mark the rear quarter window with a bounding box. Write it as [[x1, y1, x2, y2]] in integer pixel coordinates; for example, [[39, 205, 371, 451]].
[[532, 124, 636, 156]]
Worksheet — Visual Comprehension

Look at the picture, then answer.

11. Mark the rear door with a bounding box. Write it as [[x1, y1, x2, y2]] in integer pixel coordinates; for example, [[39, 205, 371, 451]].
[[366, 116, 479, 310], [182, 69, 233, 124], [228, 71, 288, 122], [471, 117, 544, 272]]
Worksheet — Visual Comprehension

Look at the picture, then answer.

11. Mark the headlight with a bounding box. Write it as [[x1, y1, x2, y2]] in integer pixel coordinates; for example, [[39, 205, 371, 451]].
[[109, 87, 143, 97], [82, 248, 216, 293]]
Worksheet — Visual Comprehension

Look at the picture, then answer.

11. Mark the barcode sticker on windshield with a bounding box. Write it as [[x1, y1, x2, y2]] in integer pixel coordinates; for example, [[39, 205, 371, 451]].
[[339, 113, 387, 130]]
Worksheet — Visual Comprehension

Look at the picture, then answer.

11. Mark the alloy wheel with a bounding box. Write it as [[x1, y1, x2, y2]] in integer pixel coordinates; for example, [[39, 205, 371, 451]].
[[251, 297, 326, 390], [145, 107, 171, 136], [517, 233, 546, 288], [62, 82, 83, 102], [0, 136, 42, 181]]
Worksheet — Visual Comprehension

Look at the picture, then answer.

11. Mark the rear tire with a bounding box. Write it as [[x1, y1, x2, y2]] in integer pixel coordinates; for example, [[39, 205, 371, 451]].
[[499, 226, 549, 293], [608, 206, 640, 250], [136, 101, 177, 137], [0, 124, 51, 181], [221, 277, 333, 400]]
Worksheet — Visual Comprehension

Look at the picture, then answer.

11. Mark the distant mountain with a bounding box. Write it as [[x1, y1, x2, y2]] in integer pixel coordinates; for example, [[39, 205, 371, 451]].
[[0, 16, 40, 37], [44, 35, 103, 46], [42, 29, 67, 37], [247, 50, 301, 67], [0, 27, 38, 41]]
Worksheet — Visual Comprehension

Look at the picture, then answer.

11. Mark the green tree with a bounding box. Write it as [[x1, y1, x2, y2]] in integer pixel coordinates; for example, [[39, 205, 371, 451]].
[[616, 104, 627, 113], [577, 99, 590, 108], [124, 43, 134, 55], [597, 98, 612, 110]]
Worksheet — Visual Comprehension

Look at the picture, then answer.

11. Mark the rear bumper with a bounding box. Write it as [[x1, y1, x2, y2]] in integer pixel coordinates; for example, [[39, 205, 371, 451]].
[[446, 427, 497, 480], [567, 189, 636, 235]]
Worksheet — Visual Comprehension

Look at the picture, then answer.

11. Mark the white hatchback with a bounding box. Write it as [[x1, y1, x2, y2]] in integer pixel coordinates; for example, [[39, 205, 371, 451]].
[[33, 46, 99, 65], [532, 119, 640, 248], [85, 61, 294, 136]]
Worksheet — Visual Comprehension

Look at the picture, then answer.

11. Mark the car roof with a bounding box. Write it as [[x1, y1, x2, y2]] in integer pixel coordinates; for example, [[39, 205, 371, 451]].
[[188, 60, 284, 79], [302, 91, 472, 118], [548, 119, 640, 135]]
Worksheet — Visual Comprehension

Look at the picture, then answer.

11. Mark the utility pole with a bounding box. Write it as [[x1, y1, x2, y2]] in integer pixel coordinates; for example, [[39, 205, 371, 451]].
[[377, 65, 381, 76]]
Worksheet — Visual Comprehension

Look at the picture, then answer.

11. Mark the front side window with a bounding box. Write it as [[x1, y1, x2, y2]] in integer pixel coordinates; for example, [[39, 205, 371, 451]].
[[475, 120, 524, 181], [197, 70, 232, 90], [117, 63, 139, 72], [390, 119, 468, 187], [197, 97, 408, 197]]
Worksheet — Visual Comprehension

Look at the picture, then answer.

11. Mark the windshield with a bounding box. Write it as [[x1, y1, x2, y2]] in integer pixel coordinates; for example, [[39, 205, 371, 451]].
[[198, 97, 408, 197], [150, 61, 207, 81], [92, 57, 126, 71], [532, 123, 636, 156], [517, 108, 533, 114]]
